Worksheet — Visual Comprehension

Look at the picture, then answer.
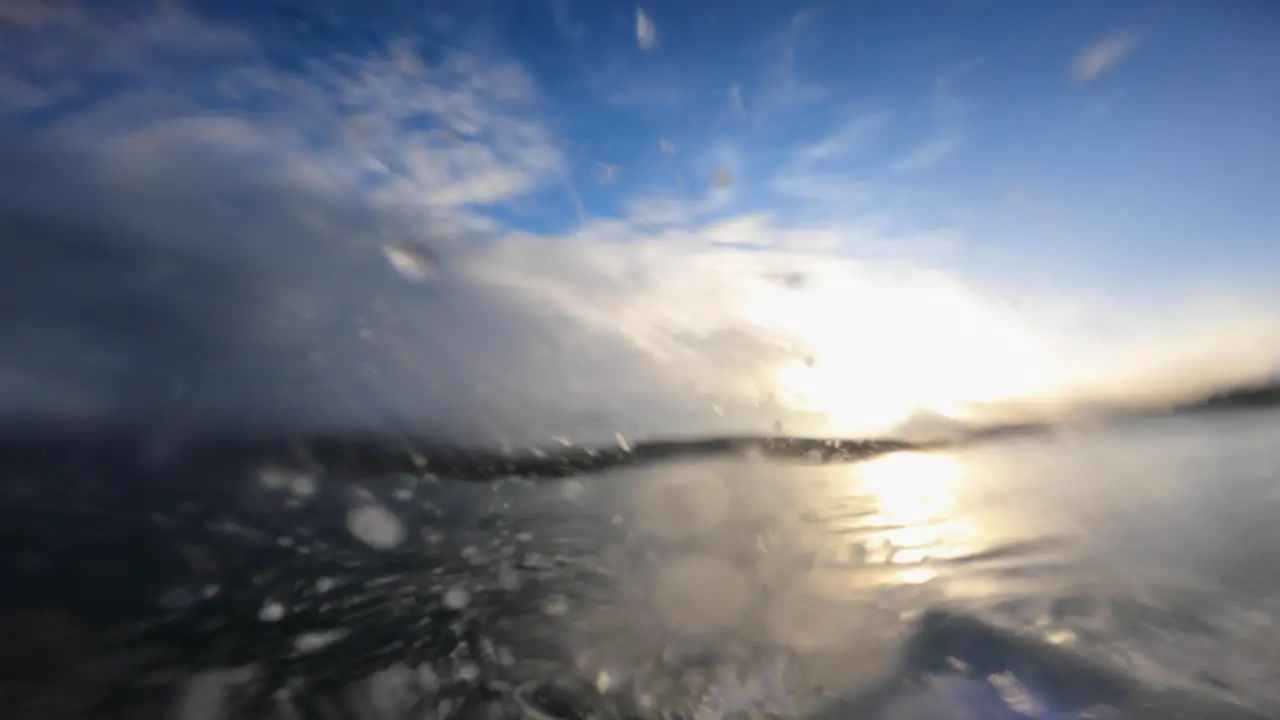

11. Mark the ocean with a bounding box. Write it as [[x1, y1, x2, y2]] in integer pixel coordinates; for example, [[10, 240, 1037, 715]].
[[1, 408, 1278, 718]]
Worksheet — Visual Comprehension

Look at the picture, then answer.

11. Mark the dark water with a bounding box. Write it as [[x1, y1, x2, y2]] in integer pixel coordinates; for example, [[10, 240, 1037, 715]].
[[1, 410, 1278, 718]]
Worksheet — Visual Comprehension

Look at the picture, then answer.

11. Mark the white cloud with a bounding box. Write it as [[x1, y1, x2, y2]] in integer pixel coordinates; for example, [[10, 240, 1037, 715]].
[[1, 3, 1277, 448], [1, 9, 563, 224], [1071, 32, 1139, 85]]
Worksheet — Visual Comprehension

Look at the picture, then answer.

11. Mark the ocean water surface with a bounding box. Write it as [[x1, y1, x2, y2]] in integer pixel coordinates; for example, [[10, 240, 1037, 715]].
[[5, 409, 1276, 718]]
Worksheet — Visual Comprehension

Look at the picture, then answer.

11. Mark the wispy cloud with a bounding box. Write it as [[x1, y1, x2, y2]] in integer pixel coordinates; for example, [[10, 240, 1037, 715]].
[[794, 112, 890, 163], [773, 112, 887, 202], [598, 72, 684, 108], [550, 0, 585, 43], [728, 83, 747, 118], [1071, 32, 1139, 85], [890, 136, 960, 173]]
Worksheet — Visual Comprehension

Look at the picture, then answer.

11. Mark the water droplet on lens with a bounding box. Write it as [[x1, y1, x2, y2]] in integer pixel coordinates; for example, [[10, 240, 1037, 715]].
[[384, 243, 441, 282], [260, 601, 286, 622], [293, 629, 349, 653], [443, 586, 470, 610], [542, 595, 569, 616], [347, 505, 407, 550], [636, 8, 656, 50]]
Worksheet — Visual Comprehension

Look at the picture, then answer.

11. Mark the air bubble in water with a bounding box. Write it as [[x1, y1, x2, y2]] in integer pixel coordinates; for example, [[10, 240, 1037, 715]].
[[347, 505, 407, 550]]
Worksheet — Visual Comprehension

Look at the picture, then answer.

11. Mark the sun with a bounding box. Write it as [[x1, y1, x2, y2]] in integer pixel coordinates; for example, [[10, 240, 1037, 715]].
[[747, 263, 1051, 434]]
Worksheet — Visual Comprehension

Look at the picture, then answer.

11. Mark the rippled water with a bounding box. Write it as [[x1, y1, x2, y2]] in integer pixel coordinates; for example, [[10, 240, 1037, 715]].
[[3, 410, 1279, 718], [539, 410, 1280, 713]]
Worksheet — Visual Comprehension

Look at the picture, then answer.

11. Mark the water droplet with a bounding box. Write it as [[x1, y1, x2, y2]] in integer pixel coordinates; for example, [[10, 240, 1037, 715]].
[[653, 555, 747, 635], [315, 577, 337, 593], [498, 564, 522, 591], [417, 665, 440, 693], [635, 7, 656, 50], [158, 586, 198, 611], [455, 662, 480, 682], [595, 670, 613, 693], [614, 432, 631, 452], [659, 138, 675, 155], [259, 467, 317, 498], [393, 487, 413, 501], [293, 629, 349, 653], [560, 479, 586, 503], [443, 586, 470, 610], [259, 600, 286, 622], [542, 595, 569, 616], [291, 474, 317, 498], [1046, 628, 1077, 645], [346, 505, 407, 550], [384, 243, 441, 282]]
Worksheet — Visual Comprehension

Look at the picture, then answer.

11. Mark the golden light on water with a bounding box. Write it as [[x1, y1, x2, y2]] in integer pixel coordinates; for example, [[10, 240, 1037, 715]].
[[848, 452, 974, 579], [854, 452, 960, 526]]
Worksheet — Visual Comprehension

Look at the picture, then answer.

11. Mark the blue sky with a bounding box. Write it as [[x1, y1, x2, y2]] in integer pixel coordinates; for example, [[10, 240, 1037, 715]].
[[1, 0, 1278, 442]]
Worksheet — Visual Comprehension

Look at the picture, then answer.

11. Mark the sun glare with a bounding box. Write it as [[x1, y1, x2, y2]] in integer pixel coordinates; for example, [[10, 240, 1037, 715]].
[[855, 451, 960, 525], [747, 266, 1052, 434]]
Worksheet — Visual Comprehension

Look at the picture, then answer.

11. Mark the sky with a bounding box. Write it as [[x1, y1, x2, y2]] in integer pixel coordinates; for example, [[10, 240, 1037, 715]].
[[0, 0, 1278, 444]]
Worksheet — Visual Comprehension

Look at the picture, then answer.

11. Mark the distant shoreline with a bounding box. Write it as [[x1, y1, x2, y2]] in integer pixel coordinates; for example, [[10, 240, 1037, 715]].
[[0, 377, 1274, 483]]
